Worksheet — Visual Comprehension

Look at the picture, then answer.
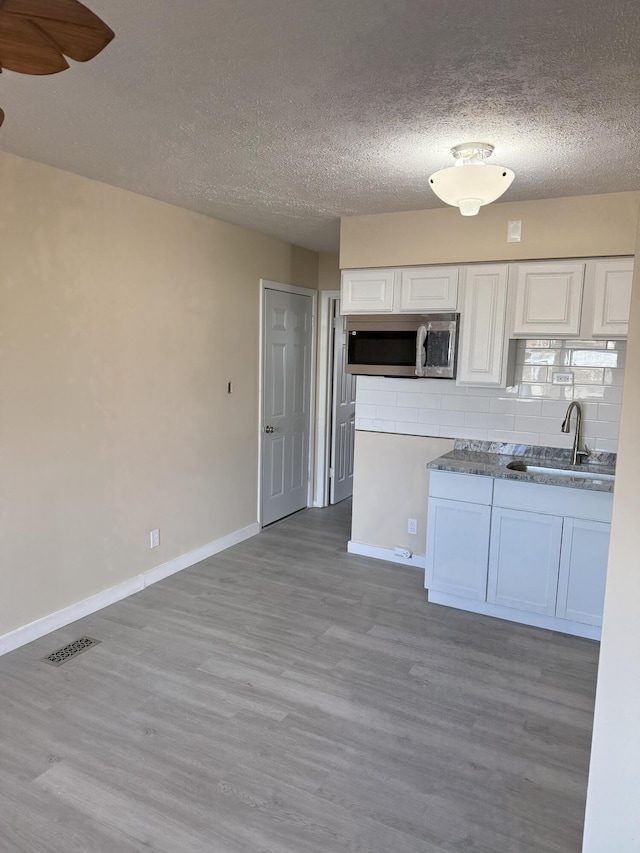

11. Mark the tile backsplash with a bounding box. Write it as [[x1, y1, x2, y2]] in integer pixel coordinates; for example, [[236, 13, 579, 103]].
[[355, 339, 626, 453]]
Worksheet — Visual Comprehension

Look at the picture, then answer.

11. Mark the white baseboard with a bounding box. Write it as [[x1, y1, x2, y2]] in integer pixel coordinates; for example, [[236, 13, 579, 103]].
[[0, 522, 260, 658], [347, 540, 426, 569], [143, 523, 259, 586], [427, 590, 601, 641], [0, 576, 146, 659]]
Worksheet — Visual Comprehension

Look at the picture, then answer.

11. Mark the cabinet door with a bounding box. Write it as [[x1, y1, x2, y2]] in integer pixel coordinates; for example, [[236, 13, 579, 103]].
[[591, 259, 633, 338], [457, 264, 514, 387], [556, 518, 610, 626], [487, 508, 563, 615], [340, 269, 395, 314], [398, 266, 458, 312], [511, 262, 585, 337], [425, 497, 491, 600]]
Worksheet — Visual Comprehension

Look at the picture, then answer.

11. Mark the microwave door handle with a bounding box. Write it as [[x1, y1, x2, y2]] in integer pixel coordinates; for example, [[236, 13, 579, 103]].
[[415, 325, 427, 377]]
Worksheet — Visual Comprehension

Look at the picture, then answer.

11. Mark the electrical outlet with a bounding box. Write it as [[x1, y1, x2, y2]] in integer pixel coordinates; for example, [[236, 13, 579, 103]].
[[394, 546, 412, 559], [150, 528, 160, 548], [407, 518, 417, 535], [552, 372, 574, 386]]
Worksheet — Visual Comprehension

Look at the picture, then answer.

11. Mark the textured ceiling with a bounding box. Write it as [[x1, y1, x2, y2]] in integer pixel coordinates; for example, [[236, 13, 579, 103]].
[[1, 0, 640, 251]]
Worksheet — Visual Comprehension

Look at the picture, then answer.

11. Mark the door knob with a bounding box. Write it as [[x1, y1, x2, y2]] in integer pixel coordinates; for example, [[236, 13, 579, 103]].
[[264, 425, 275, 434]]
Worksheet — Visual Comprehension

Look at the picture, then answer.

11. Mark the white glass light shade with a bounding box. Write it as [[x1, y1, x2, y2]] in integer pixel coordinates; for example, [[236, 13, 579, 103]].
[[429, 163, 515, 216]]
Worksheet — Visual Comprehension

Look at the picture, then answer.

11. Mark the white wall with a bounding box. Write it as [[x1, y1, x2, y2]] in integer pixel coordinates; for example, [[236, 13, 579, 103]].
[[581, 224, 640, 852]]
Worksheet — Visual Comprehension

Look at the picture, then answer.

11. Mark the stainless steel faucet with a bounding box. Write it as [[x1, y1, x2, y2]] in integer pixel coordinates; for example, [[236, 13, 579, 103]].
[[561, 401, 590, 465]]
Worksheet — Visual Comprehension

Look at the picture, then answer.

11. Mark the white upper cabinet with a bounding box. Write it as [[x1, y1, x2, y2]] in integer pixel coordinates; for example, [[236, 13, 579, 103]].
[[340, 269, 395, 313], [457, 265, 514, 387], [590, 258, 634, 338], [511, 262, 585, 337], [398, 266, 458, 312], [342, 257, 632, 341], [341, 266, 458, 314]]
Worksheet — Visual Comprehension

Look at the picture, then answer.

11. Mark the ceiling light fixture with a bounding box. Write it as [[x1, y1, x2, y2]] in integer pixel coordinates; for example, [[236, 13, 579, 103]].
[[428, 142, 515, 217]]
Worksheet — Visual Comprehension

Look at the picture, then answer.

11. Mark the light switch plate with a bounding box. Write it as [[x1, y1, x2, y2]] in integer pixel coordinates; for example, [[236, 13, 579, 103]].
[[507, 220, 522, 242]]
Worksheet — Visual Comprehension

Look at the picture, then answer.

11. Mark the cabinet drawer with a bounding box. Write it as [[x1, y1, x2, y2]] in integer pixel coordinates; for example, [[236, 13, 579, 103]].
[[429, 470, 493, 505], [492, 479, 613, 523]]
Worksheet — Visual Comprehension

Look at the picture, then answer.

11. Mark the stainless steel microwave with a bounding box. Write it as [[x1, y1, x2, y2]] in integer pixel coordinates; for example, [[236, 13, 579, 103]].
[[345, 313, 459, 378]]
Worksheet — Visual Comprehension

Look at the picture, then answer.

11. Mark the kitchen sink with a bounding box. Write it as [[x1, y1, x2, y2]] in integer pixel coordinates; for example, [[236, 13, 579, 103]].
[[506, 462, 615, 482]]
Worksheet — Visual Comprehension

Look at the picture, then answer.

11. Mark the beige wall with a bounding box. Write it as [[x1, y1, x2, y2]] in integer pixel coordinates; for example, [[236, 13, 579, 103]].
[[0, 151, 318, 637], [340, 192, 640, 268], [350, 431, 454, 555], [318, 251, 341, 290], [581, 219, 640, 852]]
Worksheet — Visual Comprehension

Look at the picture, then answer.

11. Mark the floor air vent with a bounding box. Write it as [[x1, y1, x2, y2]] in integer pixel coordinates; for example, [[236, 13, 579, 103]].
[[42, 637, 101, 666]]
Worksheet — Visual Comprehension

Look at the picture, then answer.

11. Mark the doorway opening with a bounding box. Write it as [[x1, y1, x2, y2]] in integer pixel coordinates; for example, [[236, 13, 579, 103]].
[[314, 291, 356, 508]]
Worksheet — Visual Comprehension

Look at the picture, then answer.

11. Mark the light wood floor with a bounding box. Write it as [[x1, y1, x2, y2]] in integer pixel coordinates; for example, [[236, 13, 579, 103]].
[[0, 500, 599, 852]]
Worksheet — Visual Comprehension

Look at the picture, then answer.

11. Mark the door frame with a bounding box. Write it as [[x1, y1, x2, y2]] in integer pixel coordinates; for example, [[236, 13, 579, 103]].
[[313, 289, 341, 507], [258, 279, 318, 526]]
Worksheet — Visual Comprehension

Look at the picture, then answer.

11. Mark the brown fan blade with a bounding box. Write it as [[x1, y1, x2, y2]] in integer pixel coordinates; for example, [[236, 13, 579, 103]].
[[0, 107, 4, 127], [0, 0, 113, 74], [1, 0, 109, 29], [32, 18, 112, 62], [0, 13, 69, 74]]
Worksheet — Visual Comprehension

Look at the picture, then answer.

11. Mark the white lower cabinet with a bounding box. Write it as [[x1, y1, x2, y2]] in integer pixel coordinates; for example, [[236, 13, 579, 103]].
[[556, 518, 610, 625], [487, 508, 563, 616], [425, 498, 491, 600], [425, 471, 612, 636]]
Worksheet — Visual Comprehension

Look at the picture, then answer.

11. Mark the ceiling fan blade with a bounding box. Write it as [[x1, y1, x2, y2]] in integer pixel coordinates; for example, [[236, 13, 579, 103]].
[[0, 13, 69, 74], [31, 18, 113, 62], [0, 107, 4, 127], [0, 0, 113, 73], [1, 0, 108, 29]]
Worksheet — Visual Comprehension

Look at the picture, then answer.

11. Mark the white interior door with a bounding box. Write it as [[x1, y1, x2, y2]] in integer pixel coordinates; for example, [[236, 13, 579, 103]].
[[330, 301, 356, 504], [262, 288, 313, 526]]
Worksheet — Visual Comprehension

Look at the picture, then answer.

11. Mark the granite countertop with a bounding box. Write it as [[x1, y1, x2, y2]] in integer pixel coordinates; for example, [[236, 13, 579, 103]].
[[428, 440, 616, 493]]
